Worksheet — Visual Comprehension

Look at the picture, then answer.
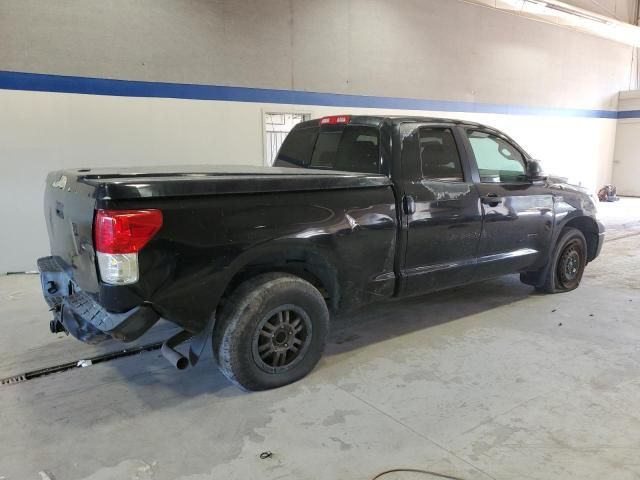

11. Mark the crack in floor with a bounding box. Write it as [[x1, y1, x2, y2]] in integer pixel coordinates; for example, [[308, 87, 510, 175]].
[[338, 384, 499, 480]]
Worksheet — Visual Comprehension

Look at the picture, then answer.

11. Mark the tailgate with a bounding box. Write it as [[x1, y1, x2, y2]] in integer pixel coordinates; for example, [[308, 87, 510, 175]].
[[44, 170, 100, 294]]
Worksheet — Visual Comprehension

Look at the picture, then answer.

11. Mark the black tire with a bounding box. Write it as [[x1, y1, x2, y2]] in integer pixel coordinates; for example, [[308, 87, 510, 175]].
[[212, 273, 329, 391], [526, 227, 587, 294]]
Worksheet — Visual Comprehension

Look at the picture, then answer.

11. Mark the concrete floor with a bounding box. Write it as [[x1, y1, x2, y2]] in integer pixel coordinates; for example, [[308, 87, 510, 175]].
[[1, 198, 640, 480]]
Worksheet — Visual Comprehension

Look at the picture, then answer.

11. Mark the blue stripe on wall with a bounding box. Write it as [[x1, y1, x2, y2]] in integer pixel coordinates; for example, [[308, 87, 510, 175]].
[[0, 70, 628, 120], [618, 110, 640, 119]]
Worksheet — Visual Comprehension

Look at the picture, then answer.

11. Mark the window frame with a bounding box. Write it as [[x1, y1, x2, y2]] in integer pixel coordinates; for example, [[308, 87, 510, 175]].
[[418, 126, 466, 183], [465, 128, 530, 185]]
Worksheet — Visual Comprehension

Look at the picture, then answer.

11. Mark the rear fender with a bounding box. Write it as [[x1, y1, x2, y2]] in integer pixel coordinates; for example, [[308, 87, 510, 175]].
[[218, 240, 341, 311]]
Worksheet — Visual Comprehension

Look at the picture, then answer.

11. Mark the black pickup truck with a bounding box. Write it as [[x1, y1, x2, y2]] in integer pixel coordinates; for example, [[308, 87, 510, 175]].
[[38, 115, 604, 390]]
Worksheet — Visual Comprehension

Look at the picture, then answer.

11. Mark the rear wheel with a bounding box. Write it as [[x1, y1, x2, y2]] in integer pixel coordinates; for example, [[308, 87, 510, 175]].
[[522, 227, 587, 294], [213, 273, 329, 391]]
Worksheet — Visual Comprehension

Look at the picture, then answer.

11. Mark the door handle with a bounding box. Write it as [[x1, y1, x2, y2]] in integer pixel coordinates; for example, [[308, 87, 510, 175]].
[[403, 195, 416, 215], [481, 193, 502, 207]]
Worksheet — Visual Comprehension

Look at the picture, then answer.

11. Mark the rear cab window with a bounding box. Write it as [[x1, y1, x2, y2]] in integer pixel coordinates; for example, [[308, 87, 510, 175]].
[[274, 127, 318, 167], [275, 121, 380, 174]]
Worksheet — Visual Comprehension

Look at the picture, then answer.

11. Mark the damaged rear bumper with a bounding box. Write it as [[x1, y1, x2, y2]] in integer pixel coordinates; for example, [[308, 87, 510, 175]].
[[37, 256, 159, 343]]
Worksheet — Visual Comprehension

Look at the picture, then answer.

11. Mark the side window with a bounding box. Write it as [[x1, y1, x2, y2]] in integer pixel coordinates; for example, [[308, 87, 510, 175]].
[[419, 128, 464, 181], [467, 130, 527, 183]]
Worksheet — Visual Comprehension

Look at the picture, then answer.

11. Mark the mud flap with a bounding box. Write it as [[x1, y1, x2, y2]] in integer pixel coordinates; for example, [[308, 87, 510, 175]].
[[189, 315, 216, 366]]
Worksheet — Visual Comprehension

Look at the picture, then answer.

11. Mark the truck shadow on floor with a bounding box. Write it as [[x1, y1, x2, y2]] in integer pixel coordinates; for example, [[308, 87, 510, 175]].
[[2, 274, 538, 430], [109, 274, 535, 405], [328, 273, 534, 355]]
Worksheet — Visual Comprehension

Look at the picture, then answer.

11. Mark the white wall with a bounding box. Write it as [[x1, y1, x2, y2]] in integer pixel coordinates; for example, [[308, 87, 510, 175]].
[[0, 0, 632, 110], [0, 0, 635, 272], [613, 90, 640, 196], [0, 88, 619, 271]]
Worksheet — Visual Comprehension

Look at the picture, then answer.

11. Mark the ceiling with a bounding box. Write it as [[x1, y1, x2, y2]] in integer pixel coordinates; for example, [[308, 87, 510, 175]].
[[464, 0, 640, 46]]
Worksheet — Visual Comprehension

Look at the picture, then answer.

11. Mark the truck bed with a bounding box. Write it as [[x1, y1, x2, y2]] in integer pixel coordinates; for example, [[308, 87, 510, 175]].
[[65, 165, 391, 201], [42, 165, 398, 338]]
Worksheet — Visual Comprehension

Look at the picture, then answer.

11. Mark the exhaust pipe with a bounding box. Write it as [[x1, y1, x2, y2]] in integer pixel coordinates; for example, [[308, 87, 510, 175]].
[[160, 330, 193, 370], [161, 342, 189, 370]]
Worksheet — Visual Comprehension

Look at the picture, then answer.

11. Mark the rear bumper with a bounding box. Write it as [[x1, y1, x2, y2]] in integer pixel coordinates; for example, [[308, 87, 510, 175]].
[[37, 256, 159, 343]]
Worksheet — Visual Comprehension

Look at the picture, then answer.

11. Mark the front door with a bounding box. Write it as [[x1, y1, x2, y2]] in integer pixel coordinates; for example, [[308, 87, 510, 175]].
[[464, 129, 554, 278], [399, 124, 483, 296]]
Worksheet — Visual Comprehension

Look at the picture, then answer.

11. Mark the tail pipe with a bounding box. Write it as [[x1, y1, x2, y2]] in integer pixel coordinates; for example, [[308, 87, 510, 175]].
[[161, 342, 189, 370], [161, 330, 193, 370]]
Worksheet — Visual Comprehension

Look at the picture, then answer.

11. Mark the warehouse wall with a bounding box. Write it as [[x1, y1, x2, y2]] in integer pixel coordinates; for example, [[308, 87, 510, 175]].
[[0, 0, 635, 272], [563, 0, 637, 23], [614, 91, 640, 196]]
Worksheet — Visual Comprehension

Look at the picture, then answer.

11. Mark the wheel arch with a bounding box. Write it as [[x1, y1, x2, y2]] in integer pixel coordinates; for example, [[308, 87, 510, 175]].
[[218, 244, 341, 313], [562, 216, 600, 262]]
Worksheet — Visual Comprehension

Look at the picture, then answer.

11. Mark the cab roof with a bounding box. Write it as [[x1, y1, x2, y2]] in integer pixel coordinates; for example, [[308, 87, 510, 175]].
[[295, 115, 486, 129]]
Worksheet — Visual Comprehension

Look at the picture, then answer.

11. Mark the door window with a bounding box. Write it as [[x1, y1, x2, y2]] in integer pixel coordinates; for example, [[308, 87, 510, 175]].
[[467, 131, 527, 183], [419, 128, 464, 181]]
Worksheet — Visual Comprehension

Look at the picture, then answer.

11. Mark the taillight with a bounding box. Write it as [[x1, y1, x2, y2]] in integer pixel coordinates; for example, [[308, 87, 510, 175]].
[[320, 115, 351, 125], [95, 209, 163, 254], [94, 209, 163, 285]]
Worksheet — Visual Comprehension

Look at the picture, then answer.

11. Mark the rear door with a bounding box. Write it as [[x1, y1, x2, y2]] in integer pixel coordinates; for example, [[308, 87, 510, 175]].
[[397, 123, 483, 296], [462, 128, 554, 277]]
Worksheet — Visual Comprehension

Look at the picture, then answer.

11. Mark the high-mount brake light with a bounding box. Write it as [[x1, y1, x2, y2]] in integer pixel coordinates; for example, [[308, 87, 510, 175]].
[[94, 209, 163, 285], [320, 115, 351, 125]]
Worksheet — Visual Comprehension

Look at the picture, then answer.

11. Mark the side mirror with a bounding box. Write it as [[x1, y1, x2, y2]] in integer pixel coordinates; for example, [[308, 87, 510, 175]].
[[526, 159, 546, 181]]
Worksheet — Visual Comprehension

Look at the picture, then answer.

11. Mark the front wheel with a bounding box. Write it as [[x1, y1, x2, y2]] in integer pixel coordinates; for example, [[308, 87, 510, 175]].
[[524, 227, 587, 294], [212, 273, 329, 391]]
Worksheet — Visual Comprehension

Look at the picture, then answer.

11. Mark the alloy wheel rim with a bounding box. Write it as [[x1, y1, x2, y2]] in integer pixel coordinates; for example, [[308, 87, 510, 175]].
[[252, 305, 312, 374]]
